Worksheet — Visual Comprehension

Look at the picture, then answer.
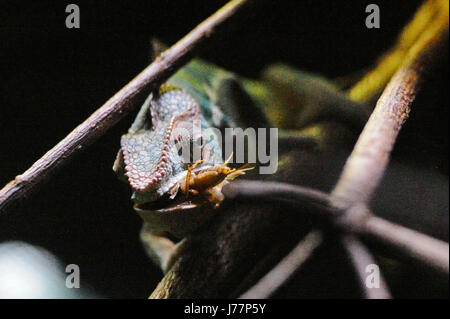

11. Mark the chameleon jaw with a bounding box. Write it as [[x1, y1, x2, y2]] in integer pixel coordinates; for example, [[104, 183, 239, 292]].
[[132, 165, 216, 213], [133, 160, 253, 213], [132, 167, 222, 239]]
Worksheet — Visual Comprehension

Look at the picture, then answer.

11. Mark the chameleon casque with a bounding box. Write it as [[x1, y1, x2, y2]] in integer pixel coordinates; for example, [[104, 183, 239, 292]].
[[113, 58, 367, 273]]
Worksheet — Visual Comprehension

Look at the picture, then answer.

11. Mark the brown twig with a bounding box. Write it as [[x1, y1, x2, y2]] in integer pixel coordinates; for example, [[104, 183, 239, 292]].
[[239, 230, 324, 299], [331, 15, 449, 208], [333, 65, 420, 207], [0, 0, 252, 213], [335, 204, 449, 274], [328, 3, 449, 277], [223, 180, 334, 214], [341, 234, 392, 299]]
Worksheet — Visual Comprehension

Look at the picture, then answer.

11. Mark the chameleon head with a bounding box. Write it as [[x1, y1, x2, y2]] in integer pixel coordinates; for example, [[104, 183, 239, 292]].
[[119, 89, 200, 203], [114, 87, 224, 211], [113, 87, 252, 235]]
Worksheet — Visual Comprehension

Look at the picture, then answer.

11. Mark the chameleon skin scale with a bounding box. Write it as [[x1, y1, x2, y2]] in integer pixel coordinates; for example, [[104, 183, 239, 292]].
[[122, 89, 200, 191]]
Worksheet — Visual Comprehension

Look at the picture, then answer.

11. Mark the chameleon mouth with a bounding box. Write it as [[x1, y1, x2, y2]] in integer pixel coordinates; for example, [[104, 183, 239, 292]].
[[134, 188, 209, 213], [133, 160, 252, 213], [135, 195, 189, 211]]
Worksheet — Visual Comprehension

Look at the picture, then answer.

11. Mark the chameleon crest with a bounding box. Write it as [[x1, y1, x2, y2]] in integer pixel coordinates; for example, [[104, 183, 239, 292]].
[[121, 88, 202, 193]]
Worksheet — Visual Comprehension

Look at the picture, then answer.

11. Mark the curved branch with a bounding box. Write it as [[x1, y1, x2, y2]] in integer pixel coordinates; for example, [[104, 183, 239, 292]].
[[223, 180, 334, 215], [0, 0, 253, 213]]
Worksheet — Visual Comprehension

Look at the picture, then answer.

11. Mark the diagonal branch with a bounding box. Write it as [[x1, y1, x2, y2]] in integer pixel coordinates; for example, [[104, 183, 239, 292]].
[[359, 215, 449, 274], [0, 0, 253, 213], [331, 10, 449, 209], [341, 234, 392, 299], [329, 12, 449, 276], [239, 230, 324, 299]]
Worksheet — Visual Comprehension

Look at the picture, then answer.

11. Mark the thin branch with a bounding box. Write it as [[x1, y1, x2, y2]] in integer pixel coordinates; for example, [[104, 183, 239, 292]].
[[336, 204, 449, 275], [360, 215, 449, 275], [223, 180, 335, 215], [341, 234, 392, 299], [0, 0, 253, 213], [239, 230, 324, 299], [331, 13, 449, 208]]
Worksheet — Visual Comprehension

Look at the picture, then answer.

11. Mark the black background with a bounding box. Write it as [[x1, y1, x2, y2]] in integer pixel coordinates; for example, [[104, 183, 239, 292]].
[[0, 0, 447, 298]]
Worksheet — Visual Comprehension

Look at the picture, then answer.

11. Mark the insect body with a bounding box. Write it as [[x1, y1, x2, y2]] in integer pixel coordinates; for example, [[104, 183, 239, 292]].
[[179, 155, 253, 207]]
